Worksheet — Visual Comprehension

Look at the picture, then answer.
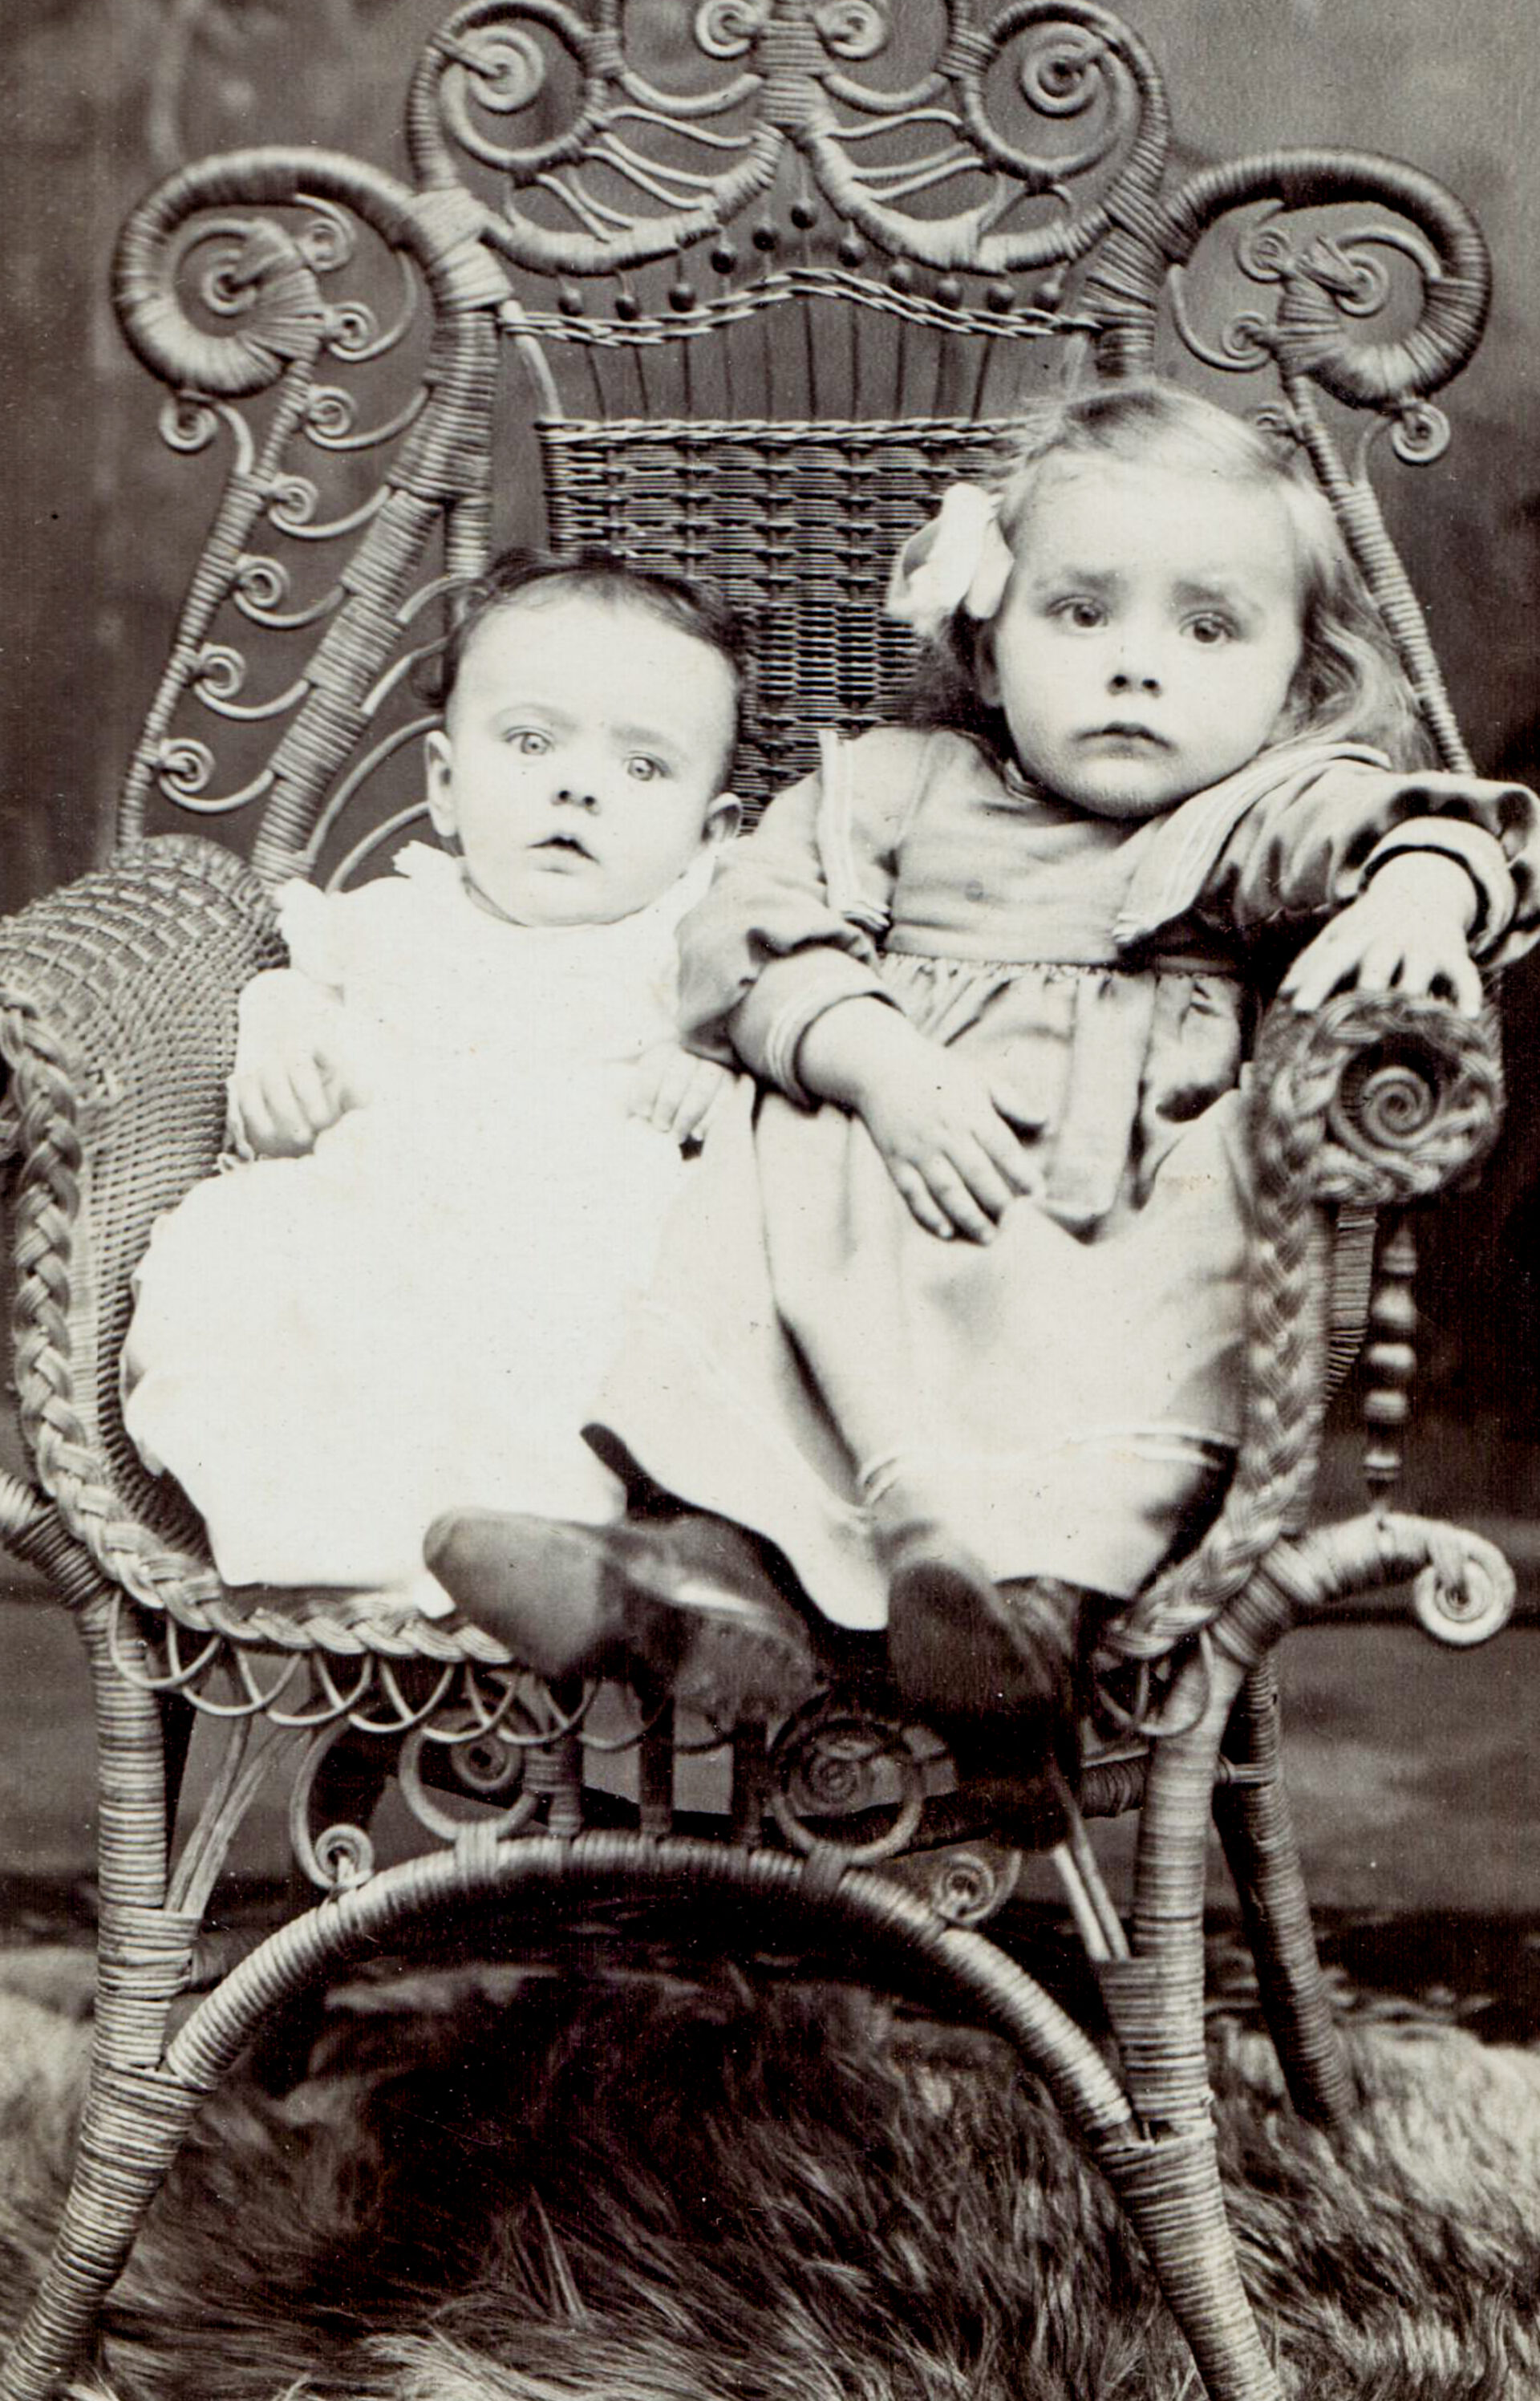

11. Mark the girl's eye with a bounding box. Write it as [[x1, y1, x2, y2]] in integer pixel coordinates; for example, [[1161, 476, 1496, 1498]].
[[626, 755, 666, 782], [1050, 598, 1107, 631], [509, 729, 549, 755], [1186, 614, 1234, 646]]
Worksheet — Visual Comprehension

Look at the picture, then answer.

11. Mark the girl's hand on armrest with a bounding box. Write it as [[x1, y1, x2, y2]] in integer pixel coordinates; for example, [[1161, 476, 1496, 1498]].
[[1280, 852, 1484, 1018], [628, 1042, 736, 1146], [797, 998, 1040, 1243]]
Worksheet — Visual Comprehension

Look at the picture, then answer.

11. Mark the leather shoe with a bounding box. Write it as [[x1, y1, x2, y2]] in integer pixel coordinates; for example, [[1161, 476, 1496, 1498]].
[[424, 1507, 824, 1718]]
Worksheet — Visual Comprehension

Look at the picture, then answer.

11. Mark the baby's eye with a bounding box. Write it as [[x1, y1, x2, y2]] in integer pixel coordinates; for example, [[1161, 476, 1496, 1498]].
[[1185, 614, 1235, 646], [626, 754, 667, 782], [508, 728, 550, 755], [1049, 597, 1107, 631]]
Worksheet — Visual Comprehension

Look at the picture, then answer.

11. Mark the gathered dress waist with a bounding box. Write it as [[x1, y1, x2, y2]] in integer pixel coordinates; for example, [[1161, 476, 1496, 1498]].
[[878, 932, 1242, 977], [871, 947, 1251, 1232]]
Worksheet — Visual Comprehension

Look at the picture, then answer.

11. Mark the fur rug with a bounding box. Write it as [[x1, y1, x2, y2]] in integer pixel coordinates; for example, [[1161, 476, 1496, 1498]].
[[2, 1949, 1538, 2401]]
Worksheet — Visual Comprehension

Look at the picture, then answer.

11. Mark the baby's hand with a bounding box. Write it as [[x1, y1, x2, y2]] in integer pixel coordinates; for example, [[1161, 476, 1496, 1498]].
[[1281, 852, 1484, 1018], [628, 1041, 736, 1147], [857, 1041, 1041, 1243], [230, 1039, 361, 1158], [229, 971, 365, 1158]]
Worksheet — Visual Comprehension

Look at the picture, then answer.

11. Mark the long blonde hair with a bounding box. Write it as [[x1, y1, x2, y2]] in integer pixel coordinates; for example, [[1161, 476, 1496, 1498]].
[[909, 380, 1434, 769]]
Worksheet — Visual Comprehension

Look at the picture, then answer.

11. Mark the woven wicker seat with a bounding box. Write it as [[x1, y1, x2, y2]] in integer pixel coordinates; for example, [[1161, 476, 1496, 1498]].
[[0, 10, 1522, 2400]]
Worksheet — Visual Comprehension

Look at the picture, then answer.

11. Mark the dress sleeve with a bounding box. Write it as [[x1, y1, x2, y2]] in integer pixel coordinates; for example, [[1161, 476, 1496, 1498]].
[[678, 728, 928, 1098], [1196, 760, 1540, 964]]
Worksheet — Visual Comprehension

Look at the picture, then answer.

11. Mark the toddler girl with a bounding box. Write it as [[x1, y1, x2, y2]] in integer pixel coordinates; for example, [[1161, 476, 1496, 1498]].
[[124, 550, 742, 1616], [426, 387, 1539, 1782]]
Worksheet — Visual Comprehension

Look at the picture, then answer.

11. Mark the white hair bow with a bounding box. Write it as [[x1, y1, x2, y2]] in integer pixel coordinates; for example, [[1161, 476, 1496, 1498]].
[[885, 483, 1015, 641]]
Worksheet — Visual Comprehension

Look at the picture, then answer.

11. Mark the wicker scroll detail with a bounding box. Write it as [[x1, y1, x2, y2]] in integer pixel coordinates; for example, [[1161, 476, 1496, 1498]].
[[1084, 146, 1488, 401], [767, 1692, 927, 1864], [408, 0, 1172, 281], [111, 152, 513, 870], [402, 0, 1489, 428], [1102, 994, 1503, 1677]]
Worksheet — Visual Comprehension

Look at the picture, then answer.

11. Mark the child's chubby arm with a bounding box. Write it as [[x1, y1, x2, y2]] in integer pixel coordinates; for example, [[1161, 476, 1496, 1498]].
[[1281, 850, 1484, 1016], [626, 1039, 736, 1147], [228, 967, 367, 1158], [796, 997, 1040, 1243]]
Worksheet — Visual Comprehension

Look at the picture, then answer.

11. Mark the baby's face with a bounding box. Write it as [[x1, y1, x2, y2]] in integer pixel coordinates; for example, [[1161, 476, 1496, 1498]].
[[981, 458, 1307, 819], [426, 591, 738, 925]]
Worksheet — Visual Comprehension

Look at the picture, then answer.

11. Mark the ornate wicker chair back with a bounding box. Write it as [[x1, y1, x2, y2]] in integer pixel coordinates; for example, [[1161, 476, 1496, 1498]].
[[107, 2, 1488, 897]]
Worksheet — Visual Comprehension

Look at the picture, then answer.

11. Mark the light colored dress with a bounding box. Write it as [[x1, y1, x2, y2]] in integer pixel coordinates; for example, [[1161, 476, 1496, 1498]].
[[590, 726, 1538, 1629], [124, 842, 718, 1615]]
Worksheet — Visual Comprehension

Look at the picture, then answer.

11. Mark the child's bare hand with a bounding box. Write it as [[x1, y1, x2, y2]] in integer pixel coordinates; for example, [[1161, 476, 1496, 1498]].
[[629, 1042, 736, 1146], [231, 1037, 361, 1158], [793, 999, 1038, 1242], [229, 972, 365, 1158], [857, 1044, 1041, 1243], [1281, 853, 1483, 1018]]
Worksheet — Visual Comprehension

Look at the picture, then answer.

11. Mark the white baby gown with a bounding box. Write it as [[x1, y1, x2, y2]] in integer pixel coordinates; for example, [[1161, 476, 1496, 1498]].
[[123, 842, 717, 1615]]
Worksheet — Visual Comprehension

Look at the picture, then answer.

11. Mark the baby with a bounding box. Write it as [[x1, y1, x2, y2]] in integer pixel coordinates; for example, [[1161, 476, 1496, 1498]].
[[425, 387, 1539, 1816], [124, 549, 742, 1616]]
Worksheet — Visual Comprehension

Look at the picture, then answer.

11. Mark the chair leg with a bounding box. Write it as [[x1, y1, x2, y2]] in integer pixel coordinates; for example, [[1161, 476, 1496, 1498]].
[[1096, 1640, 1285, 2401], [1213, 1661, 1356, 2137], [2, 1592, 207, 2401], [0, 2049, 209, 2401], [1096, 2119, 1283, 2401]]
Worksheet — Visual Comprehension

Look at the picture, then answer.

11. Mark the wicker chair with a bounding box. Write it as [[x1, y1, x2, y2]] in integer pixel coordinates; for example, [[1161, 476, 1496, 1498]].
[[0, 9, 1520, 2399]]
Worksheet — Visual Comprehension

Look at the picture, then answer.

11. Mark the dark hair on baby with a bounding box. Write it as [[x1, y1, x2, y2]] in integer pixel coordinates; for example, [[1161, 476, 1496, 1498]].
[[429, 547, 748, 756]]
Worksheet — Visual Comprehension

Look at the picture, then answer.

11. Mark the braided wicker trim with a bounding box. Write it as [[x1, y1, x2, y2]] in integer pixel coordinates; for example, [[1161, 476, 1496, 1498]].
[[1104, 993, 1503, 1674], [501, 266, 1103, 351]]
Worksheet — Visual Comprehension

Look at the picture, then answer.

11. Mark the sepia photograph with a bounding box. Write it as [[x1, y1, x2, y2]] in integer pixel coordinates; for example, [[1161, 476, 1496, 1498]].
[[1, 3, 1537, 2395]]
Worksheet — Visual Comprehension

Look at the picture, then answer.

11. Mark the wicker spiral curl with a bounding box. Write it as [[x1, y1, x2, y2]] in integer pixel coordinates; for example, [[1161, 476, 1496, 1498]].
[[1103, 992, 1502, 1679]]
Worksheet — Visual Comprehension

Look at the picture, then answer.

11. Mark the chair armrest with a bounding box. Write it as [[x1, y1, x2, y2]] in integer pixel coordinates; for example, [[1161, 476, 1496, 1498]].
[[0, 835, 286, 1576], [1250, 988, 1503, 1215], [1104, 989, 1503, 1675]]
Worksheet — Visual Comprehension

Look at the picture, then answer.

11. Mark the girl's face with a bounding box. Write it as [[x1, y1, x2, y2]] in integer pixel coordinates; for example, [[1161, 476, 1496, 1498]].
[[425, 590, 739, 926], [980, 457, 1307, 819]]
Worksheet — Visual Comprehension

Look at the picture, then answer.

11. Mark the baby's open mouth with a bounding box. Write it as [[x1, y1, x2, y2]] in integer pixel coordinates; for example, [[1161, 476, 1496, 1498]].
[[1084, 723, 1169, 748], [534, 833, 594, 859]]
